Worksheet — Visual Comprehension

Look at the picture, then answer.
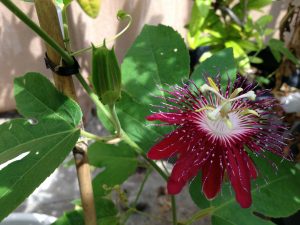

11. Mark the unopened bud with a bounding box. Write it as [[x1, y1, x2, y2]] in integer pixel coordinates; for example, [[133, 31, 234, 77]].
[[92, 42, 121, 105]]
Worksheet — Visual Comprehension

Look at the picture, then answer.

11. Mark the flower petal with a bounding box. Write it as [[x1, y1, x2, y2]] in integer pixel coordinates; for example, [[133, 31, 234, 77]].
[[146, 112, 187, 124], [167, 152, 201, 194], [226, 147, 252, 208], [147, 127, 195, 160], [244, 152, 258, 179], [202, 151, 224, 199]]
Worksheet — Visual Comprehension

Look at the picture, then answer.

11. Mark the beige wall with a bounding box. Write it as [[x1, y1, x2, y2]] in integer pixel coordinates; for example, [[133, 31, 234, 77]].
[[0, 0, 293, 113], [0, 0, 192, 114]]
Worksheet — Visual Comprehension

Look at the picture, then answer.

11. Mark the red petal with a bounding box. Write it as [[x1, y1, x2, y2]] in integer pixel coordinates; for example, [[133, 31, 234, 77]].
[[226, 147, 252, 208], [167, 152, 200, 194], [202, 151, 224, 199], [245, 153, 258, 179], [147, 127, 194, 160], [167, 179, 186, 195], [146, 112, 187, 124]]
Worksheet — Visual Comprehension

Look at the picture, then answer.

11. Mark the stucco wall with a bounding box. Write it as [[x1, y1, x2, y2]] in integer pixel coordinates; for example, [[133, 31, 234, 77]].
[[0, 0, 192, 113], [0, 0, 292, 113]]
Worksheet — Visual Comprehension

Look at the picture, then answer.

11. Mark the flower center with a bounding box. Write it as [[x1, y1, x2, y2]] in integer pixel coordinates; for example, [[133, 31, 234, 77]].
[[197, 77, 259, 129], [200, 112, 244, 138]]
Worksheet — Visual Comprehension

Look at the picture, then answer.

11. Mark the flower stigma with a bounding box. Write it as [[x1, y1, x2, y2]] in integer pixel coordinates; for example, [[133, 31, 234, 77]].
[[198, 77, 259, 129]]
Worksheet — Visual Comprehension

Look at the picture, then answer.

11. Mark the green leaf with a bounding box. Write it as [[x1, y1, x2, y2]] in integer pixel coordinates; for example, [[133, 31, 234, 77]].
[[51, 197, 118, 225], [88, 141, 137, 196], [249, 56, 263, 64], [188, 33, 219, 50], [256, 15, 273, 29], [14, 73, 82, 128], [211, 215, 236, 225], [189, 154, 300, 225], [63, 0, 73, 6], [76, 0, 101, 18], [116, 92, 168, 150], [235, 40, 259, 52], [189, 0, 212, 36], [191, 48, 236, 88], [120, 24, 190, 150], [247, 0, 273, 10], [0, 119, 80, 221], [255, 76, 270, 85], [225, 41, 250, 71], [269, 39, 300, 65], [264, 28, 274, 36]]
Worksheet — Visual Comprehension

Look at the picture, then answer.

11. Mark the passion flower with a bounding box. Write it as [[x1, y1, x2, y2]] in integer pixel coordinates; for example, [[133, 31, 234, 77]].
[[147, 75, 290, 208]]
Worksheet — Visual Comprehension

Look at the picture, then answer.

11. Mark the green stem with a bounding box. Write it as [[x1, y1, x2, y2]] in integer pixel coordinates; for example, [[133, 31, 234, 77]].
[[70, 14, 132, 56], [62, 7, 71, 52], [75, 72, 113, 123], [161, 160, 170, 176], [133, 169, 152, 206], [183, 207, 214, 225], [1, 0, 73, 64], [121, 168, 152, 224], [171, 196, 177, 225], [121, 132, 168, 181], [109, 104, 121, 136], [80, 130, 116, 142]]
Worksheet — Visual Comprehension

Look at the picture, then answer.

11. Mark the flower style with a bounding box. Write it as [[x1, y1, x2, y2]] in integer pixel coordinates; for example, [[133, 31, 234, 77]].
[[146, 75, 290, 208]]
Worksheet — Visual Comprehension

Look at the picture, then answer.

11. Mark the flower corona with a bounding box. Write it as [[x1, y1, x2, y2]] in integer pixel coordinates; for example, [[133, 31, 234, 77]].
[[146, 75, 290, 208]]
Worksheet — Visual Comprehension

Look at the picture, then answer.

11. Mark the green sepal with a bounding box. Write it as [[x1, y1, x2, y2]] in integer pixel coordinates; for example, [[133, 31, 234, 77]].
[[92, 41, 122, 105]]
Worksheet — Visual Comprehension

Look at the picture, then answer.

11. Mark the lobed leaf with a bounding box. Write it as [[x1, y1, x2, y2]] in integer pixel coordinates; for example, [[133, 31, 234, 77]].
[[0, 72, 82, 221], [88, 141, 137, 197], [120, 24, 190, 150], [0, 119, 80, 221], [14, 73, 82, 128]]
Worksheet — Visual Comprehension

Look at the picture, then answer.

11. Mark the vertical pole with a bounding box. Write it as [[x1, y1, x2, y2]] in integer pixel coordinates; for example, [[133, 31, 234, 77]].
[[34, 1, 97, 225]]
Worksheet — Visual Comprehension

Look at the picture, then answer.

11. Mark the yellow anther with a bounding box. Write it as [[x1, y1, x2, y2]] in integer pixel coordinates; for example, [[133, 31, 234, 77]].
[[208, 77, 219, 92], [241, 109, 259, 117], [229, 88, 243, 99], [195, 105, 215, 113]]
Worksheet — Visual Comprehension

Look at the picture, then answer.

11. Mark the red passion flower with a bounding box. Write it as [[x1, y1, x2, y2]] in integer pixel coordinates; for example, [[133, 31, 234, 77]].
[[146, 75, 290, 208]]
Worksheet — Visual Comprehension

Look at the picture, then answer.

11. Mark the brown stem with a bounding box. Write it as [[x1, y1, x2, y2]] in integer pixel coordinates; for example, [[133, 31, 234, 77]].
[[34, 1, 97, 225]]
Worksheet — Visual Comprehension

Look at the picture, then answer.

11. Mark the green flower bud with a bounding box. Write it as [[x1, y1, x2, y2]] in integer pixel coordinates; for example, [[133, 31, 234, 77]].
[[92, 42, 121, 105]]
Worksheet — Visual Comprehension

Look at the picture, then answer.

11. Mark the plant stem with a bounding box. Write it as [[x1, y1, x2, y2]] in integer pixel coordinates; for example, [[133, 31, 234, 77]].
[[171, 195, 177, 225], [80, 130, 116, 142], [62, 7, 72, 52], [0, 0, 73, 65], [70, 13, 132, 56], [75, 72, 113, 122], [33, 1, 97, 224], [133, 169, 152, 206], [161, 160, 170, 176], [121, 131, 168, 181], [121, 168, 152, 224], [109, 104, 121, 136], [183, 207, 214, 225]]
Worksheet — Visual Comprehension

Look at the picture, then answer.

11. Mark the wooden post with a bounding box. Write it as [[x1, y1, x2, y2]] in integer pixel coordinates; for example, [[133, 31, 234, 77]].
[[34, 1, 97, 224]]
